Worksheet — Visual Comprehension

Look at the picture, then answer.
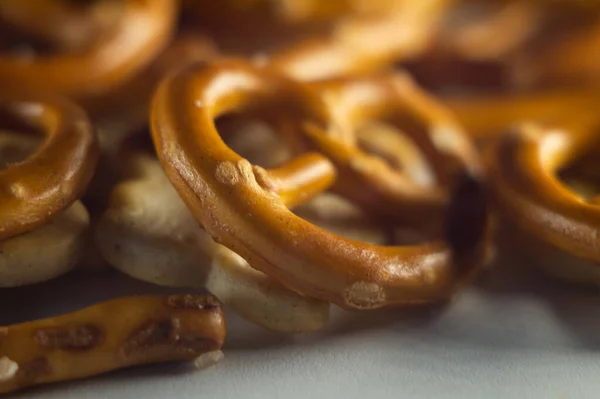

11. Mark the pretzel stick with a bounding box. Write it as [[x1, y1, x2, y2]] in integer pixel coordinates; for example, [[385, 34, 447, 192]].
[[0, 294, 226, 394]]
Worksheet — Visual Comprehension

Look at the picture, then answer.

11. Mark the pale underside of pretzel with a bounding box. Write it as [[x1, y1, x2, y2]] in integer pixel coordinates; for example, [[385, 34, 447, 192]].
[[0, 294, 226, 394], [96, 148, 330, 333]]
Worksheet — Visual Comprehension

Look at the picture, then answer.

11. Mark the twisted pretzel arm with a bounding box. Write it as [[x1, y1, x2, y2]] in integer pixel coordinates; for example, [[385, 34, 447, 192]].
[[298, 72, 481, 228], [0, 0, 178, 98], [0, 294, 226, 394], [151, 60, 490, 309], [0, 95, 98, 240]]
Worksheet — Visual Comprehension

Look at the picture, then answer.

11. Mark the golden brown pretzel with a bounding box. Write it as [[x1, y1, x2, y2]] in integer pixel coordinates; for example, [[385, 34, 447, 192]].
[[267, 0, 451, 81], [0, 94, 98, 241], [512, 20, 600, 89], [0, 0, 177, 98], [291, 73, 481, 229], [0, 0, 123, 51], [151, 59, 490, 309], [0, 294, 226, 394], [489, 110, 600, 284]]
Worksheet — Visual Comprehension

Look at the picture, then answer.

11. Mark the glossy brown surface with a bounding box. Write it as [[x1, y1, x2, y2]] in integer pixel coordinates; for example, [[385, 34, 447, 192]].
[[298, 73, 482, 228], [0, 294, 226, 394], [0, 94, 98, 240], [151, 59, 491, 310]]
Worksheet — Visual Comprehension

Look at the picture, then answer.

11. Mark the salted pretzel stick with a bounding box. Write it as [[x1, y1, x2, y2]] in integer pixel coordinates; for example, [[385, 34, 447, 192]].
[[266, 0, 452, 81], [0, 294, 226, 394], [96, 149, 330, 333], [0, 0, 177, 98], [0, 94, 98, 241], [152, 60, 490, 309], [489, 107, 600, 284]]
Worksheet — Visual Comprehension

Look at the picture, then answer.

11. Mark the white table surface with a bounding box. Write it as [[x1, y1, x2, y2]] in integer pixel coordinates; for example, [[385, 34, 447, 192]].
[[3, 246, 600, 399]]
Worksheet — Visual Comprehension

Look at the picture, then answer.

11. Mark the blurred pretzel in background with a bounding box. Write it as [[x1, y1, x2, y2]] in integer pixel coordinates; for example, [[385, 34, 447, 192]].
[[489, 106, 600, 285], [3, 0, 600, 394], [0, 0, 178, 99], [183, 0, 452, 81], [152, 59, 491, 310]]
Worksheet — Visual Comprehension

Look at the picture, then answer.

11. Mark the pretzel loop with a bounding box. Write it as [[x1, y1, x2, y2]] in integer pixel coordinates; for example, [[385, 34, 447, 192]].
[[0, 0, 177, 98], [152, 60, 490, 310], [0, 95, 98, 240]]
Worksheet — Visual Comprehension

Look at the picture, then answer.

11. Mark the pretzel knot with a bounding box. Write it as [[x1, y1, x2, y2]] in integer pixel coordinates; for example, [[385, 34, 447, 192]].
[[490, 119, 600, 284], [0, 94, 98, 241], [151, 59, 492, 310]]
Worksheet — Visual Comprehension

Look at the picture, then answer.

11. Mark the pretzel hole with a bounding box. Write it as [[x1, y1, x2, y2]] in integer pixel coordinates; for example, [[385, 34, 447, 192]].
[[0, 105, 44, 168], [354, 120, 435, 187], [216, 115, 292, 169], [293, 192, 431, 246]]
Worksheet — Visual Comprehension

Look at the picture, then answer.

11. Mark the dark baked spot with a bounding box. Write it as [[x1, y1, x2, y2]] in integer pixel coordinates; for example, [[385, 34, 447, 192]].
[[34, 325, 103, 350], [166, 294, 220, 311], [121, 319, 175, 357]]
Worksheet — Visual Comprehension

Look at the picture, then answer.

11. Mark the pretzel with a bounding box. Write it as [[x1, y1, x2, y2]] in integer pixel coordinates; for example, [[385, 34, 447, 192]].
[[151, 59, 490, 309], [96, 147, 330, 332], [0, 0, 177, 98], [512, 20, 600, 89], [267, 0, 451, 81], [0, 129, 90, 286], [489, 110, 600, 285], [0, 294, 226, 394], [0, 0, 124, 52], [432, 0, 541, 61], [0, 94, 98, 241]]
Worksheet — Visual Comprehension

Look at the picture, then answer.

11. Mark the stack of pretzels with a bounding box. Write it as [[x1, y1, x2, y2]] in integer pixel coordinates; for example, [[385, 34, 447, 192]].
[[1, 0, 599, 393]]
